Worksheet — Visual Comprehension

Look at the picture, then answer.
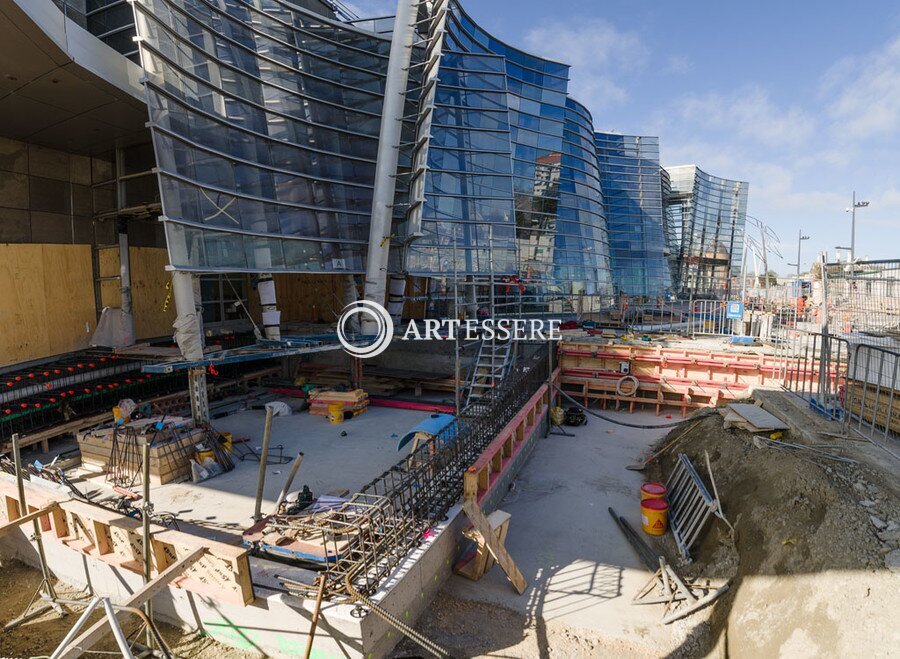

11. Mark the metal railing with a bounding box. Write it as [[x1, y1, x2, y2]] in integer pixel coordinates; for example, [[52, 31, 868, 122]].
[[843, 343, 900, 445], [775, 329, 850, 421]]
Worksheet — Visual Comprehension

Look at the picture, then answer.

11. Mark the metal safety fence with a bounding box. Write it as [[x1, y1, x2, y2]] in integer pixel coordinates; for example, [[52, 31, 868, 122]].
[[825, 259, 900, 348], [776, 326, 900, 457], [843, 343, 900, 445], [775, 329, 850, 421]]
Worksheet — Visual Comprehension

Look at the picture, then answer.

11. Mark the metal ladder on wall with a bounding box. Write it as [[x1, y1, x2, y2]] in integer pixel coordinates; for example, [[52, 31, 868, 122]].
[[463, 333, 513, 412]]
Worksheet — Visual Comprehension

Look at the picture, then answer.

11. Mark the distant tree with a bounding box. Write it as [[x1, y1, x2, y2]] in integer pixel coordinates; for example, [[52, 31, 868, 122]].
[[757, 270, 779, 286]]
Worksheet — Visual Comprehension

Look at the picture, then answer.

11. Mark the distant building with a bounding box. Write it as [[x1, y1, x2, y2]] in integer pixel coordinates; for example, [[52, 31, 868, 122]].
[[594, 133, 672, 300], [664, 165, 749, 299]]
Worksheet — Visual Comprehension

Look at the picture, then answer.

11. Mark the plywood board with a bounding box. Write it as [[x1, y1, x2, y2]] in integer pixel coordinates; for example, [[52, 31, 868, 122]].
[[130, 247, 175, 340], [727, 403, 789, 431], [0, 244, 95, 366]]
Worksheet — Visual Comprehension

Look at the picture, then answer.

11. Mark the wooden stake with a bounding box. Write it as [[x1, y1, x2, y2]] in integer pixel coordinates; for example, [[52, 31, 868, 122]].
[[304, 575, 327, 659]]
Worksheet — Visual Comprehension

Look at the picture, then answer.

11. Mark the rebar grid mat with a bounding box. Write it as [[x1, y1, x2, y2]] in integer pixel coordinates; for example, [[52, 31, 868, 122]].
[[279, 347, 551, 600]]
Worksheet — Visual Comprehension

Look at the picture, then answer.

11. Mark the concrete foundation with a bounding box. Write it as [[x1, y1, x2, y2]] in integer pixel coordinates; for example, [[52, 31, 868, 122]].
[[0, 397, 550, 657]]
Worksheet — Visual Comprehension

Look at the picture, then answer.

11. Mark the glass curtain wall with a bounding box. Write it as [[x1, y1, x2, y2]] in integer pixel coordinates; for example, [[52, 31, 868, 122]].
[[665, 165, 748, 299], [595, 133, 672, 301], [130, 0, 398, 273], [431, 2, 614, 314]]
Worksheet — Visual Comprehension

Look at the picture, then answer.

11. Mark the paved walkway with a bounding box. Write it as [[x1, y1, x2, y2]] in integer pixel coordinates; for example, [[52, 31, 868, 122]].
[[445, 409, 679, 655]]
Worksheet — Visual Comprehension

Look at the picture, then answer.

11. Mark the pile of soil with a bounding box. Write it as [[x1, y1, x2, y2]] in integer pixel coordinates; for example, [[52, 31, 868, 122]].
[[647, 413, 900, 657], [0, 560, 258, 659]]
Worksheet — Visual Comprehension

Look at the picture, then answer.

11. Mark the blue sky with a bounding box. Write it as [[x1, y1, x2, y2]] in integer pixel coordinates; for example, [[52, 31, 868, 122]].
[[350, 0, 900, 273]]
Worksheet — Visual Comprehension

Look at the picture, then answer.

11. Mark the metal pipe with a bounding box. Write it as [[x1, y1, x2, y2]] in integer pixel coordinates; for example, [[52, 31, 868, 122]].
[[12, 434, 58, 600], [50, 597, 103, 659], [253, 406, 275, 521], [273, 452, 305, 513], [361, 0, 418, 328], [101, 597, 136, 659], [141, 438, 153, 650]]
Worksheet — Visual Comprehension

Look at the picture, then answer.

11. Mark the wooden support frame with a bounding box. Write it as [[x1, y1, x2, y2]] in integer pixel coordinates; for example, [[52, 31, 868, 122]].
[[0, 476, 253, 606], [461, 501, 526, 595], [55, 548, 205, 659], [0, 502, 59, 537]]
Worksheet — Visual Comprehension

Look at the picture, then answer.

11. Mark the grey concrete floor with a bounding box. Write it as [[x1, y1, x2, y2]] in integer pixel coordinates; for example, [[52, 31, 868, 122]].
[[444, 408, 679, 654], [77, 404, 432, 542]]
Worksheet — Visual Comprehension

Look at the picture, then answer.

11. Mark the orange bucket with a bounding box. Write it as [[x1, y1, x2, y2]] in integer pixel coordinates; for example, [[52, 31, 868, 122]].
[[640, 482, 667, 501], [641, 498, 668, 535]]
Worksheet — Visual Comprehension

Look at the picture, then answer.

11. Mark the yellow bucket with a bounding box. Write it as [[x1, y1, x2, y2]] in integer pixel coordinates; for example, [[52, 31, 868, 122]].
[[641, 498, 668, 535], [327, 401, 344, 424], [640, 482, 667, 501]]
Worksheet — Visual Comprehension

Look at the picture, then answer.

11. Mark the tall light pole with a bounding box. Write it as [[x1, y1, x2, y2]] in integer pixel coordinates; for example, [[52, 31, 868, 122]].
[[787, 230, 810, 278], [846, 191, 870, 262]]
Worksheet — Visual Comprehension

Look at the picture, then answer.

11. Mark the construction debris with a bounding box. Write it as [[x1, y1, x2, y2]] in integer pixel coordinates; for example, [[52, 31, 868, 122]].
[[665, 452, 730, 560], [721, 402, 789, 432], [608, 507, 729, 624]]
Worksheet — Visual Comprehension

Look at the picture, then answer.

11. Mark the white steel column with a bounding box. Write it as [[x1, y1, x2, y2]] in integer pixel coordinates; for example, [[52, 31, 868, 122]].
[[257, 273, 281, 340], [118, 224, 135, 346], [171, 271, 209, 424], [361, 0, 419, 332]]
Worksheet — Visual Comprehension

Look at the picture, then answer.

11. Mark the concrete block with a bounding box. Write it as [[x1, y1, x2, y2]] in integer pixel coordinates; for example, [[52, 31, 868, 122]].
[[0, 136, 28, 173], [30, 211, 73, 244], [28, 144, 70, 181], [0, 171, 29, 209], [29, 176, 71, 214], [0, 208, 32, 242], [73, 215, 93, 244], [70, 154, 92, 186]]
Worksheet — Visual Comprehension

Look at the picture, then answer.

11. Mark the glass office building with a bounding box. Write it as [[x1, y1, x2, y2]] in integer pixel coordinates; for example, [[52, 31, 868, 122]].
[[436, 4, 614, 313], [664, 165, 748, 299], [595, 133, 672, 300]]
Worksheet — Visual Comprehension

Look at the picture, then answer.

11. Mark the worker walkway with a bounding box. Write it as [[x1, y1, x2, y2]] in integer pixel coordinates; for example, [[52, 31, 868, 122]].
[[443, 409, 679, 655]]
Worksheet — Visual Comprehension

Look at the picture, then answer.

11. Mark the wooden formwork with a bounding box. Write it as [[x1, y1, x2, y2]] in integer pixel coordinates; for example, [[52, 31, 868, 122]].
[[0, 476, 254, 606], [558, 340, 807, 415], [844, 380, 900, 435], [463, 384, 548, 505]]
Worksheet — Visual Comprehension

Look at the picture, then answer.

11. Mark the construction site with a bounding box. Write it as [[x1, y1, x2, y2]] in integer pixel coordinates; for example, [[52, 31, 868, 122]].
[[1, 0, 900, 657]]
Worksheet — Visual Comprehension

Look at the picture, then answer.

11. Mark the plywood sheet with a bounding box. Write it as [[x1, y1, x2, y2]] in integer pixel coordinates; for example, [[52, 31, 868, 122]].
[[130, 246, 175, 340], [0, 244, 95, 366]]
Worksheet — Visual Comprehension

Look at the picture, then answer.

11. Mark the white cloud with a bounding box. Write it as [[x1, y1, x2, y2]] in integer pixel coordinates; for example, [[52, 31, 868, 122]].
[[666, 85, 816, 149], [522, 19, 649, 109], [823, 36, 900, 140], [666, 54, 692, 75]]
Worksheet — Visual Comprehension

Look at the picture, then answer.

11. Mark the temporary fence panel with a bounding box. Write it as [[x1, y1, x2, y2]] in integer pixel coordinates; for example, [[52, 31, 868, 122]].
[[825, 260, 900, 349], [843, 342, 900, 443], [775, 329, 849, 421]]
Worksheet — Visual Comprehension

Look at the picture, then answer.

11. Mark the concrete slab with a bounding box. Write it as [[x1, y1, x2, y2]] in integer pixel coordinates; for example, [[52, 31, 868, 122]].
[[76, 405, 433, 541], [444, 409, 683, 655]]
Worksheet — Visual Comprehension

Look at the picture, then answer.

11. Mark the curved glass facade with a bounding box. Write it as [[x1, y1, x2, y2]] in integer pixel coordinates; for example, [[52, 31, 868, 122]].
[[126, 0, 743, 311], [595, 133, 672, 300], [665, 165, 748, 299], [132, 0, 397, 273], [428, 2, 613, 313]]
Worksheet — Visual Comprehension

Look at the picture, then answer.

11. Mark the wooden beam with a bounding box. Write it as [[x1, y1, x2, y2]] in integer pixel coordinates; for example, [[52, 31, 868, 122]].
[[55, 548, 205, 659], [0, 502, 59, 537], [462, 500, 527, 595]]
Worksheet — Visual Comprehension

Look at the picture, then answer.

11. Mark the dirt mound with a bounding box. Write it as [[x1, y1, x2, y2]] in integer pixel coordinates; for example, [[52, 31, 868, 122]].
[[647, 414, 900, 657]]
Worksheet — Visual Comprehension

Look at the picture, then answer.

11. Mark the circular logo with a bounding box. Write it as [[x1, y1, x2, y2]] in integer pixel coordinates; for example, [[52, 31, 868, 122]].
[[337, 300, 394, 358]]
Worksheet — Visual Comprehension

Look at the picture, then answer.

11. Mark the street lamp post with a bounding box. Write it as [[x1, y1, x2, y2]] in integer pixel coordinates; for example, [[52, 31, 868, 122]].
[[847, 191, 870, 262], [790, 230, 810, 278]]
